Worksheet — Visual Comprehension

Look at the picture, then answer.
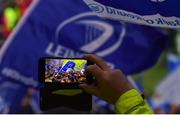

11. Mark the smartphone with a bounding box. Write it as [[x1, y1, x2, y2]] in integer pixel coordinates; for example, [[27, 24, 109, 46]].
[[38, 57, 93, 111], [39, 57, 93, 88]]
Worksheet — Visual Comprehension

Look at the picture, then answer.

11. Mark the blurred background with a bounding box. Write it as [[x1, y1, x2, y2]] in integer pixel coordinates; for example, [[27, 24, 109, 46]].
[[0, 0, 32, 45], [0, 0, 180, 114]]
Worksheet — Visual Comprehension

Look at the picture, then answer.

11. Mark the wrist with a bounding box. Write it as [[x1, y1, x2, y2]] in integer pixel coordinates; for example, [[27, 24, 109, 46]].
[[113, 83, 133, 104]]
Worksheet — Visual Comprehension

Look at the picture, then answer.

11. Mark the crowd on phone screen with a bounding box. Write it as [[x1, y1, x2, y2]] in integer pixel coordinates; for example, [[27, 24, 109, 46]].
[[45, 63, 86, 83]]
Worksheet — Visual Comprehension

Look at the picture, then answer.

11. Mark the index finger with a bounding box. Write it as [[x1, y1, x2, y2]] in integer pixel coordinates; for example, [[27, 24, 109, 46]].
[[85, 65, 103, 82], [84, 54, 109, 70]]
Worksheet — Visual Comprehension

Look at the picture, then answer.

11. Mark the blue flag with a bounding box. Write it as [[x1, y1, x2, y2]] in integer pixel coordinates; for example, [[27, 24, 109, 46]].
[[0, 0, 167, 113], [83, 0, 180, 28]]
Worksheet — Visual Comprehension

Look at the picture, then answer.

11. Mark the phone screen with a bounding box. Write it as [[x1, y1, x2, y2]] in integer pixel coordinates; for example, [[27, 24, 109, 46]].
[[44, 59, 87, 83]]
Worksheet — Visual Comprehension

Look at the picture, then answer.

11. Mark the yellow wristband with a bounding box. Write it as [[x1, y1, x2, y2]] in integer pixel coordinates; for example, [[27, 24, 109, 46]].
[[115, 89, 144, 114]]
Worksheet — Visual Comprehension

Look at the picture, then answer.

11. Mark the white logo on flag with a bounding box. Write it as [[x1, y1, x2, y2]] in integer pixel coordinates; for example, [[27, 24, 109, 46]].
[[54, 12, 126, 57]]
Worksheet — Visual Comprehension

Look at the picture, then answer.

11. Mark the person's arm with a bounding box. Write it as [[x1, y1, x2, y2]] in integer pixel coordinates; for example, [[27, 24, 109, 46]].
[[79, 54, 152, 114]]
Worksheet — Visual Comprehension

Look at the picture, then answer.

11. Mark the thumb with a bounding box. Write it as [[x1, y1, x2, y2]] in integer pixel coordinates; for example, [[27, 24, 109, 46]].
[[79, 84, 98, 96]]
